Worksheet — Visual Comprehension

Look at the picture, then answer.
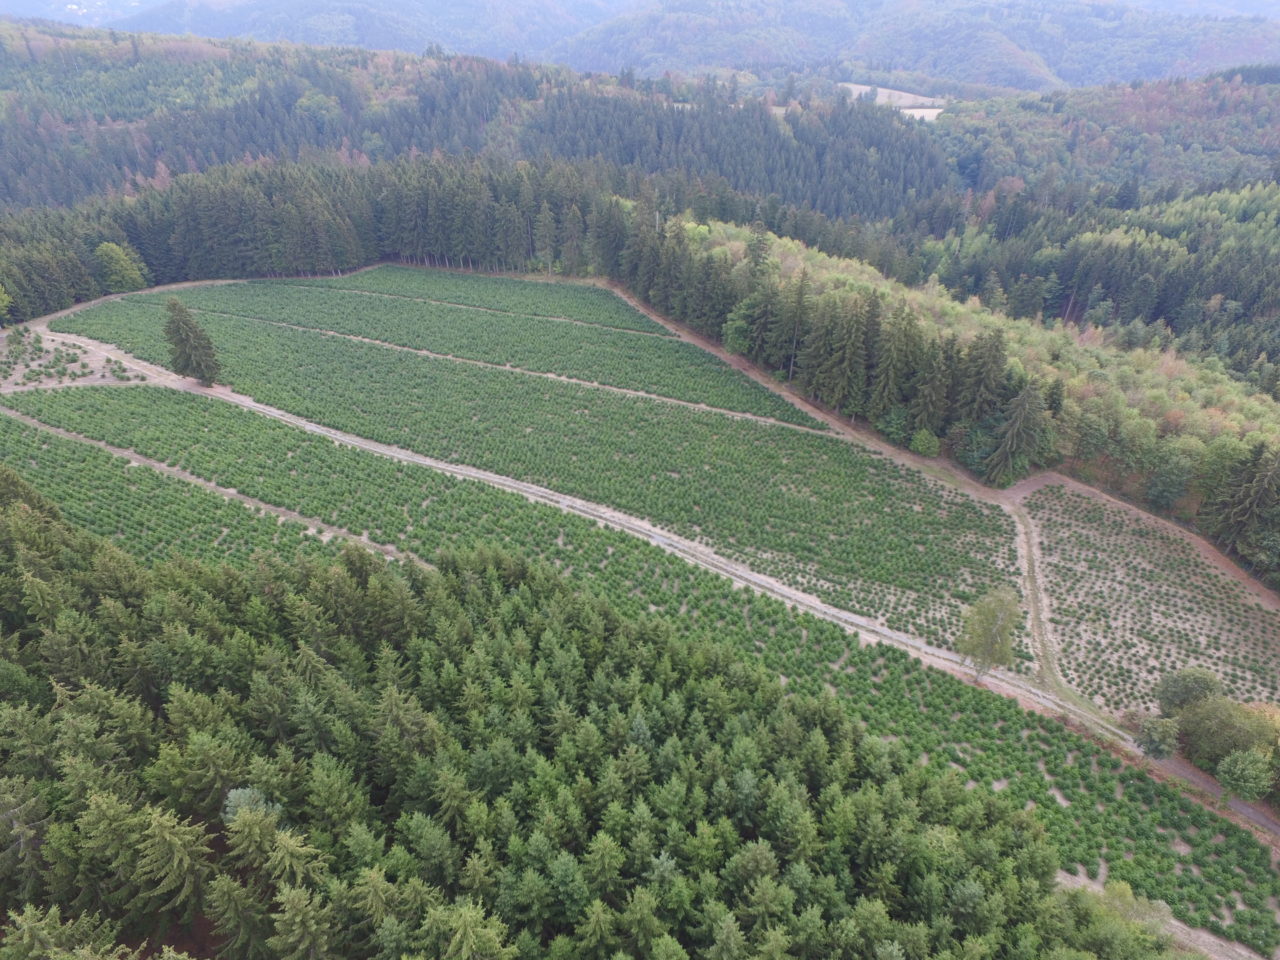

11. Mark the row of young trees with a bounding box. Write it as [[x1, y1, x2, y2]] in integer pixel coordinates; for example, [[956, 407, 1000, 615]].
[[0, 467, 1189, 960], [0, 153, 1274, 585]]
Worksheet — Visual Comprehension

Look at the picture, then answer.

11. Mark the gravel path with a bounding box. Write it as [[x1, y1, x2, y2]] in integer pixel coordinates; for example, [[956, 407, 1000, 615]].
[[17, 277, 1280, 854]]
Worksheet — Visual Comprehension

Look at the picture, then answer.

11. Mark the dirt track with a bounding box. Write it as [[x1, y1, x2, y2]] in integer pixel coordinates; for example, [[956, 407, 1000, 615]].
[[12, 277, 1280, 855]]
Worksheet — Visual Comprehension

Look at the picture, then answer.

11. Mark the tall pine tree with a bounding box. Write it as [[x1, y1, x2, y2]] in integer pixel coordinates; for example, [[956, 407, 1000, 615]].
[[164, 298, 220, 387]]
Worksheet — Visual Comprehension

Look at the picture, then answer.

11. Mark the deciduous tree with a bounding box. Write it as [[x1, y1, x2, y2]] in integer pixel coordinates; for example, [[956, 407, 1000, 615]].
[[956, 587, 1019, 680]]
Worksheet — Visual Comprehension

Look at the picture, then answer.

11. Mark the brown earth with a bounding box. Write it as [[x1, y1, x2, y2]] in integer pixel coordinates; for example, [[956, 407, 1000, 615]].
[[13, 271, 1280, 859]]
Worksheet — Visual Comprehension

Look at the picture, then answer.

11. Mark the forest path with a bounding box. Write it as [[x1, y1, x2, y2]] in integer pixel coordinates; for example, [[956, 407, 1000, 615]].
[[0, 405, 424, 569], [13, 318, 1124, 734], [19, 281, 1280, 850]]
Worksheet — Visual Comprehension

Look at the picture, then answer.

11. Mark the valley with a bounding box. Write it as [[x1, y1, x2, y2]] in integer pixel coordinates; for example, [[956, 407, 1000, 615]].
[[1, 13, 1279, 958], [4, 267, 1279, 955]]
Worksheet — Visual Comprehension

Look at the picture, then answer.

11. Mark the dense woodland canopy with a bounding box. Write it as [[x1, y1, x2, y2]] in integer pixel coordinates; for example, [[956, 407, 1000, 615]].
[[0, 467, 1197, 960], [545, 0, 1280, 89], [4, 19, 1280, 390], [1, 15, 1279, 959]]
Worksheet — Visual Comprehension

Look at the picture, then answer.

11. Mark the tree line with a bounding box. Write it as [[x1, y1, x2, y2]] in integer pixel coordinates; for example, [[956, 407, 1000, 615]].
[[0, 466, 1194, 960], [1140, 668, 1279, 803], [0, 152, 1274, 586]]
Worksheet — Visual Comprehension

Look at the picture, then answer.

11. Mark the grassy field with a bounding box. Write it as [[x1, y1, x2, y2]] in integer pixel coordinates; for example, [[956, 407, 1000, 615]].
[[129, 281, 817, 423], [1028, 484, 1280, 712], [52, 298, 1018, 641], [289, 266, 666, 333], [5, 384, 1279, 953], [0, 415, 331, 565]]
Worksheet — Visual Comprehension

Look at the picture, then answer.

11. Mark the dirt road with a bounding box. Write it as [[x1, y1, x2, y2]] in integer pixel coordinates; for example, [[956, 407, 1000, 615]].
[[16, 279, 1280, 852]]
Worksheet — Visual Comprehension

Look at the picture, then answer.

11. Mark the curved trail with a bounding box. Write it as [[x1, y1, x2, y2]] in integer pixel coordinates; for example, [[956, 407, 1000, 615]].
[[24, 288, 1280, 851], [15, 320, 1117, 734]]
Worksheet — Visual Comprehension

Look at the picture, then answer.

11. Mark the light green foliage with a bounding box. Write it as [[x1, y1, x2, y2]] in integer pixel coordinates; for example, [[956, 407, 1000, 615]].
[[130, 277, 814, 424], [294, 268, 665, 334], [1154, 667, 1224, 717], [955, 586, 1019, 679], [1178, 698, 1274, 772], [908, 429, 940, 458], [1136, 717, 1180, 760], [1217, 747, 1277, 802], [93, 242, 147, 294], [0, 415, 333, 566], [1027, 485, 1280, 711], [0, 282, 11, 321]]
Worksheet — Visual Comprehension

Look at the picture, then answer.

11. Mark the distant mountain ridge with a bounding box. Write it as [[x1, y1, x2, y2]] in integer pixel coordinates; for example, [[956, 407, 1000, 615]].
[[548, 0, 1280, 89], [87, 0, 1280, 89], [108, 0, 639, 60]]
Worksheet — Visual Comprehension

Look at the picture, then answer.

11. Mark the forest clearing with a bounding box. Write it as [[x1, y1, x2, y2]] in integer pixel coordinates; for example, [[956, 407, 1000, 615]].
[[3, 268, 1279, 953]]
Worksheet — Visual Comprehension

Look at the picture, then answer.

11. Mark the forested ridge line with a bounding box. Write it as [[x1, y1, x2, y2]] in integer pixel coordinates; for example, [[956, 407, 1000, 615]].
[[5, 17, 1280, 394]]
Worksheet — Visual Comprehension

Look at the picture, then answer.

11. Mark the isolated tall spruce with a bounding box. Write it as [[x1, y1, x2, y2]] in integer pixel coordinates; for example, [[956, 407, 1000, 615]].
[[164, 297, 220, 387]]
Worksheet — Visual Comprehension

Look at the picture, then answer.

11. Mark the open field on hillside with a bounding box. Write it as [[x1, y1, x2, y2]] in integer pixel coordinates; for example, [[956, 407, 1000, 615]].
[[289, 266, 668, 333], [1027, 484, 1280, 712], [0, 415, 331, 565], [51, 302, 1019, 641], [128, 281, 816, 423], [4, 385, 1279, 953]]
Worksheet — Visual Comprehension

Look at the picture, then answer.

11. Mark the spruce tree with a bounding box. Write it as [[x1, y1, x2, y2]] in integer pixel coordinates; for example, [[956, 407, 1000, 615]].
[[983, 381, 1048, 486], [909, 343, 948, 436], [164, 298, 220, 387], [959, 330, 1008, 424]]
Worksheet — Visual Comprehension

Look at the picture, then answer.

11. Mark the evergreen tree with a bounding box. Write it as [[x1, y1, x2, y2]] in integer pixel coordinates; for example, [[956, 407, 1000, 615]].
[[267, 886, 334, 960], [207, 874, 273, 960], [163, 298, 220, 387], [908, 342, 948, 436], [136, 805, 212, 925], [959, 330, 1008, 424], [983, 381, 1048, 485], [1213, 447, 1280, 552], [534, 202, 558, 274], [867, 305, 919, 421]]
